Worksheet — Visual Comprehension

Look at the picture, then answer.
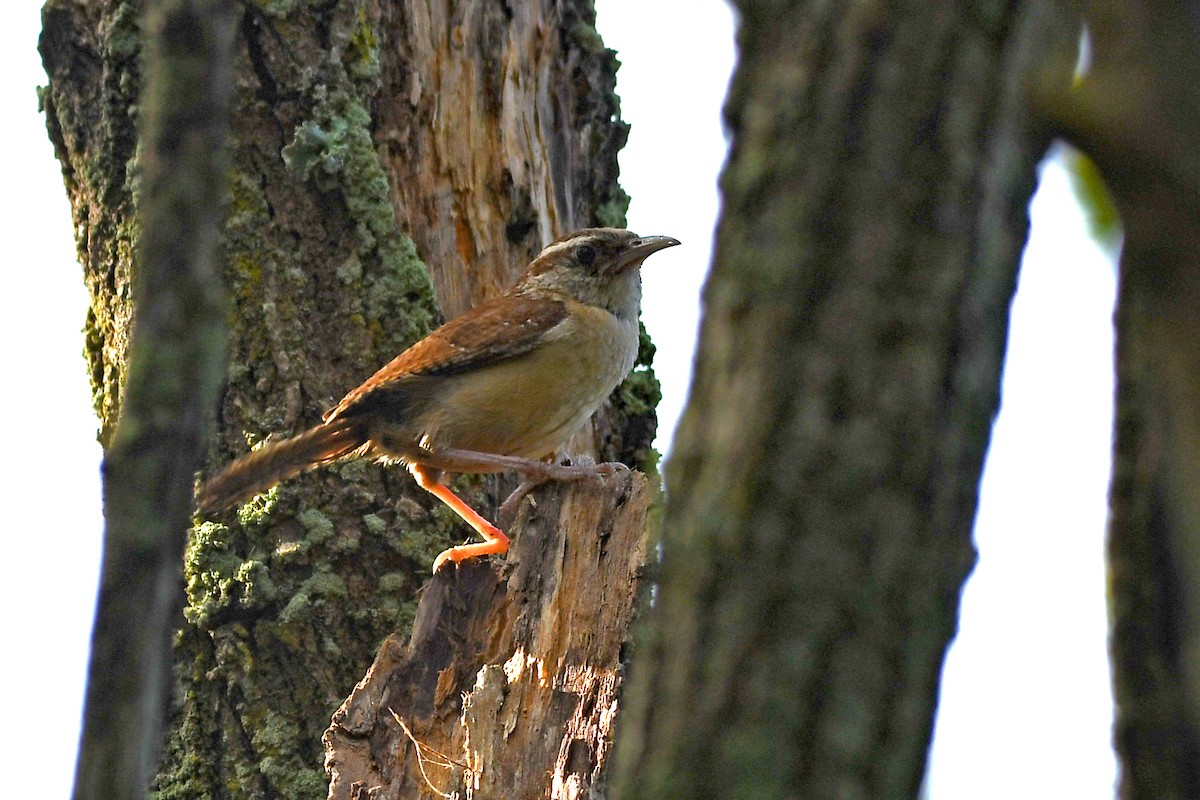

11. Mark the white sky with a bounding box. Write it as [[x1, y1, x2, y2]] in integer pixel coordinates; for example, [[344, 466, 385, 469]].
[[1, 1, 1116, 797]]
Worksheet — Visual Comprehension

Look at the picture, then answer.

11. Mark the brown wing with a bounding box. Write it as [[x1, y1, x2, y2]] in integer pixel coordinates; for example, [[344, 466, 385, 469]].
[[324, 292, 568, 422]]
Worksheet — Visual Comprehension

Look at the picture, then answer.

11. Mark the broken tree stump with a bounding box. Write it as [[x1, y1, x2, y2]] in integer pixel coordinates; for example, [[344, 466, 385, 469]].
[[324, 470, 653, 799]]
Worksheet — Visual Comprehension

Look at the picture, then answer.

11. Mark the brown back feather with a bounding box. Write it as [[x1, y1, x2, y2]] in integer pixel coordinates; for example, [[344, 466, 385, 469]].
[[323, 293, 567, 423]]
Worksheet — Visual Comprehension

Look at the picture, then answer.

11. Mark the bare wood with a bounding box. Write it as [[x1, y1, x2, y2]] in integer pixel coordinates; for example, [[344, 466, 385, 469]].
[[325, 471, 651, 799], [373, 2, 630, 318]]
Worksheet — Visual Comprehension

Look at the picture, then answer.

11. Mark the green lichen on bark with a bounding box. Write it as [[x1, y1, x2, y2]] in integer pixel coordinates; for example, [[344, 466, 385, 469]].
[[344, 4, 380, 83], [39, 0, 144, 445], [287, 87, 437, 359], [595, 190, 631, 229], [171, 492, 425, 797], [155, 2, 443, 796], [611, 323, 662, 474]]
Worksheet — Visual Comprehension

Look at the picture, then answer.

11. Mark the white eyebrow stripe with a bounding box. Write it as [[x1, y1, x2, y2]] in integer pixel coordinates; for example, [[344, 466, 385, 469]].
[[538, 239, 578, 258]]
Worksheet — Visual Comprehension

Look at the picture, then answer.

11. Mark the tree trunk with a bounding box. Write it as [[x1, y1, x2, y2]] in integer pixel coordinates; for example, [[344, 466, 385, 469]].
[[40, 1, 654, 797], [1041, 2, 1200, 797], [610, 2, 1077, 798], [46, 0, 236, 797]]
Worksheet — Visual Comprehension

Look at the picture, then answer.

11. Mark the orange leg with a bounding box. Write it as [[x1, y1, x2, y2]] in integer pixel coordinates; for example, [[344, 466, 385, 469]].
[[410, 464, 510, 573]]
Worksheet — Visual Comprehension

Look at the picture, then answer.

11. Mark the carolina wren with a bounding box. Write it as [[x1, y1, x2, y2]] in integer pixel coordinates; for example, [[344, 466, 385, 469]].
[[198, 227, 679, 571]]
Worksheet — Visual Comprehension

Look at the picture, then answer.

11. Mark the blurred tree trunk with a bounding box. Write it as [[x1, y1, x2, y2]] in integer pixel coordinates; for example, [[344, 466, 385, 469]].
[[47, 0, 236, 797], [1044, 2, 1200, 798], [40, 1, 655, 797], [610, 2, 1078, 798]]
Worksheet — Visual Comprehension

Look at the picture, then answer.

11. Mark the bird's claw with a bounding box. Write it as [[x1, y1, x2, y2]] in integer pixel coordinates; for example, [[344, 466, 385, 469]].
[[529, 459, 629, 482], [432, 547, 460, 574], [590, 461, 630, 478]]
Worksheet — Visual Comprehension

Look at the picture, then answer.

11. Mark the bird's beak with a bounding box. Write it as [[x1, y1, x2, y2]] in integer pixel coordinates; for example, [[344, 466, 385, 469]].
[[614, 235, 681, 272]]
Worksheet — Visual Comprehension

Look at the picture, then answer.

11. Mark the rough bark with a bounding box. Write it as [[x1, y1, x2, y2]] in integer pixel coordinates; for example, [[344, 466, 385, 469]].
[[1039, 2, 1200, 797], [40, 1, 654, 797], [58, 1, 236, 797], [610, 2, 1077, 798], [39, 1, 141, 447]]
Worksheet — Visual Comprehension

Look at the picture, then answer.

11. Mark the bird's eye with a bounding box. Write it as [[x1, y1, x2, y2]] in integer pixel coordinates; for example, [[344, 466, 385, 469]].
[[576, 244, 597, 266]]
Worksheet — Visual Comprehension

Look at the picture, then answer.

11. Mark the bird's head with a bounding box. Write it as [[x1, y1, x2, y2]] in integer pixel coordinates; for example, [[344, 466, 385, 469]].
[[518, 228, 680, 319]]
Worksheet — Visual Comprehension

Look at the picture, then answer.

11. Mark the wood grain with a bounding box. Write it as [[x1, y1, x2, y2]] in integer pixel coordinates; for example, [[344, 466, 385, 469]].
[[325, 470, 652, 799]]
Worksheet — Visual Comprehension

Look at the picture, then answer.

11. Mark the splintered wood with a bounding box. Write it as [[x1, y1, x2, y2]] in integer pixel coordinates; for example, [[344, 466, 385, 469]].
[[323, 471, 651, 799]]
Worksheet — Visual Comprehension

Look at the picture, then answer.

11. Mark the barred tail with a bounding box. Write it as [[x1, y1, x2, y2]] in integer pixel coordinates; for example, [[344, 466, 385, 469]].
[[197, 419, 368, 514]]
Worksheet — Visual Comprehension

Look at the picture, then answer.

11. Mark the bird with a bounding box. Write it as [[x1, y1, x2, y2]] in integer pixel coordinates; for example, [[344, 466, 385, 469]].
[[198, 227, 680, 572]]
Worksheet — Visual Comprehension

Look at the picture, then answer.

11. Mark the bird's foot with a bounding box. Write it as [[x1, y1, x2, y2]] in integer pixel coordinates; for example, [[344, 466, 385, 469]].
[[527, 458, 629, 482]]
